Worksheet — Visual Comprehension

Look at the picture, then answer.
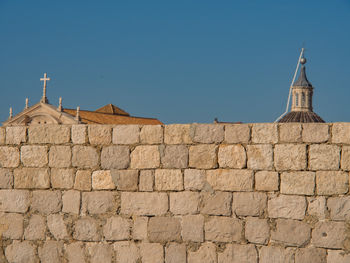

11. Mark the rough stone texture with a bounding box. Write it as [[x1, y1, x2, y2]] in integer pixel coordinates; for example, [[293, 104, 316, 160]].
[[139, 170, 154, 191], [88, 125, 112, 145], [268, 195, 306, 220], [200, 191, 232, 216], [113, 125, 139, 144], [165, 243, 186, 263], [74, 170, 91, 191], [24, 215, 46, 240], [218, 244, 258, 263], [0, 169, 12, 188], [218, 144, 246, 168], [279, 123, 302, 142], [51, 168, 75, 189], [295, 248, 326, 263], [14, 168, 50, 189], [332, 123, 350, 144], [86, 243, 113, 263], [184, 169, 206, 190], [328, 196, 350, 220], [101, 145, 130, 169], [341, 146, 350, 170], [39, 241, 63, 263], [255, 171, 279, 191], [112, 169, 138, 191], [140, 125, 163, 144], [181, 214, 204, 242], [130, 145, 160, 169], [271, 219, 311, 246], [161, 145, 188, 168], [5, 241, 38, 263], [114, 241, 140, 263], [71, 125, 87, 144], [205, 216, 242, 242], [47, 214, 69, 240], [155, 169, 183, 191], [148, 217, 181, 242], [274, 144, 307, 171], [0, 190, 30, 213], [92, 170, 115, 190], [192, 124, 224, 143], [252, 123, 278, 143], [28, 125, 70, 144], [247, 144, 273, 170], [259, 246, 295, 263], [312, 221, 347, 249], [188, 242, 217, 263], [170, 191, 199, 215], [206, 169, 253, 191], [74, 217, 100, 241], [49, 146, 71, 168], [309, 144, 340, 170], [164, 124, 192, 144], [72, 146, 99, 169], [245, 217, 269, 245], [139, 243, 164, 263], [189, 144, 217, 169], [0, 213, 23, 239], [121, 192, 168, 216], [316, 171, 348, 195], [280, 172, 315, 195], [224, 124, 250, 143], [302, 123, 329, 143], [82, 191, 117, 214], [0, 127, 5, 145], [6, 126, 26, 145], [232, 192, 267, 216], [103, 216, 131, 241], [307, 196, 327, 220], [132, 217, 148, 240], [31, 190, 62, 214], [62, 190, 80, 214], [327, 250, 350, 263], [0, 146, 20, 168]]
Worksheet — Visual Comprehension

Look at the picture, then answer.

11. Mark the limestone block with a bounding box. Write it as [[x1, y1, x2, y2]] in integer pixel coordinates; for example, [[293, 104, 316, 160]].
[[165, 243, 186, 263], [188, 242, 217, 263], [71, 125, 87, 144], [327, 250, 350, 263], [86, 243, 113, 263], [341, 146, 350, 170], [307, 196, 327, 220], [72, 146, 99, 169], [280, 172, 315, 195], [218, 244, 258, 263], [247, 144, 273, 170], [184, 169, 206, 190], [21, 145, 48, 168], [24, 215, 46, 241], [252, 123, 278, 143], [295, 248, 326, 263], [205, 216, 242, 242], [279, 123, 302, 142], [255, 171, 279, 191], [49, 146, 71, 168], [73, 217, 100, 241], [103, 216, 131, 241], [0, 146, 20, 168], [47, 214, 69, 240], [32, 190, 61, 214], [181, 214, 204, 242], [206, 169, 253, 191], [332, 123, 350, 143], [101, 145, 129, 169], [51, 168, 75, 189], [114, 241, 140, 263], [74, 170, 91, 191], [309, 144, 340, 170], [192, 124, 224, 143], [121, 192, 168, 216], [274, 144, 307, 171], [28, 125, 70, 144], [271, 219, 311, 246], [0, 213, 23, 239], [302, 123, 329, 143], [140, 243, 164, 263], [189, 144, 217, 169], [6, 126, 26, 144], [65, 242, 86, 263], [130, 145, 160, 169], [5, 241, 38, 263], [14, 168, 50, 189], [0, 169, 13, 188], [161, 145, 188, 168], [268, 195, 306, 220], [224, 124, 250, 143], [259, 246, 295, 263], [132, 216, 148, 240], [113, 125, 139, 144], [112, 170, 138, 191], [170, 191, 199, 215], [316, 171, 348, 195], [0, 127, 4, 145], [62, 190, 80, 214], [164, 124, 192, 144], [245, 217, 269, 244], [232, 192, 267, 216], [82, 191, 117, 214], [148, 217, 181, 242], [218, 144, 246, 168], [139, 170, 154, 191], [0, 190, 30, 213], [38, 241, 63, 263], [140, 125, 163, 144], [88, 125, 112, 145], [200, 191, 232, 216], [155, 169, 183, 191], [328, 196, 350, 220], [92, 170, 115, 190], [312, 221, 347, 249]]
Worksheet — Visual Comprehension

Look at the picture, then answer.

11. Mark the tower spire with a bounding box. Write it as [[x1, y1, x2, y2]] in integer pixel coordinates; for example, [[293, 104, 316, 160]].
[[40, 73, 51, 103]]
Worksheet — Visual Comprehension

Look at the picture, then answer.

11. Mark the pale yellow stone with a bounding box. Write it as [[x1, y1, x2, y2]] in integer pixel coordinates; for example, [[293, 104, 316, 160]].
[[155, 169, 183, 191], [28, 125, 70, 144], [274, 144, 307, 170], [332, 123, 350, 143], [51, 168, 75, 189], [114, 241, 140, 263], [140, 125, 163, 144], [280, 172, 315, 195], [188, 243, 217, 263], [170, 191, 199, 215], [341, 146, 350, 170], [271, 219, 311, 246], [312, 221, 347, 249], [74, 170, 91, 191], [268, 195, 306, 220], [164, 124, 192, 144], [0, 213, 23, 239], [113, 125, 139, 144], [205, 216, 242, 242], [130, 145, 160, 169], [121, 192, 168, 216], [0, 190, 30, 213], [92, 170, 115, 190], [139, 243, 164, 263], [302, 123, 329, 142], [184, 169, 206, 190], [132, 217, 148, 240], [218, 244, 258, 263], [206, 169, 253, 191], [71, 125, 87, 144], [14, 168, 50, 189], [259, 246, 295, 263], [0, 128, 5, 145], [88, 125, 112, 145], [161, 145, 188, 168], [47, 214, 69, 240], [103, 216, 131, 241], [72, 146, 99, 169], [201, 192, 232, 216], [181, 214, 204, 242], [62, 190, 80, 214], [5, 241, 37, 263], [49, 146, 71, 168], [252, 123, 278, 143], [232, 192, 267, 216], [24, 215, 46, 240], [0, 169, 13, 188], [307, 196, 327, 220], [279, 123, 302, 142], [327, 250, 350, 263], [111, 170, 138, 191], [65, 242, 86, 263], [192, 124, 224, 143], [255, 171, 279, 191], [165, 243, 186, 263], [21, 145, 48, 167], [148, 217, 181, 242], [245, 217, 269, 245], [224, 124, 250, 143], [327, 196, 350, 220], [189, 144, 217, 169], [218, 144, 246, 168], [0, 147, 20, 168], [139, 170, 154, 192], [247, 144, 273, 170], [316, 171, 348, 195], [6, 126, 26, 145], [309, 145, 340, 170]]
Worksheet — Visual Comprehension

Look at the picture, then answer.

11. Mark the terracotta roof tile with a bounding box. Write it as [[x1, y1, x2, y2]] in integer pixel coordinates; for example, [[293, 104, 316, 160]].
[[95, 104, 130, 116]]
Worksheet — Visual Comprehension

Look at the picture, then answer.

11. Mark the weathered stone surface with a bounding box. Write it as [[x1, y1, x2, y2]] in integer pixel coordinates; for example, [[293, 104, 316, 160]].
[[309, 145, 340, 170], [247, 144, 273, 170], [139, 170, 154, 191], [130, 145, 160, 169], [71, 125, 87, 144], [192, 124, 224, 143], [312, 221, 347, 249], [114, 241, 140, 263], [181, 214, 204, 242], [74, 170, 91, 191], [205, 216, 242, 242], [341, 146, 350, 171], [232, 192, 267, 216], [327, 250, 350, 263], [224, 124, 250, 143], [0, 169, 13, 188], [65, 242, 86, 263], [164, 124, 192, 144], [170, 191, 199, 215], [132, 217, 148, 240], [140, 125, 163, 144], [103, 216, 131, 241], [82, 191, 117, 214], [62, 190, 80, 214], [245, 217, 269, 245], [268, 195, 306, 220], [280, 172, 315, 195], [218, 244, 258, 263], [274, 144, 307, 170], [74, 217, 100, 241], [184, 169, 206, 190], [47, 214, 69, 240], [316, 171, 348, 195], [165, 243, 186, 263], [51, 168, 75, 189], [121, 192, 168, 216], [271, 219, 311, 246], [302, 123, 329, 143], [111, 170, 138, 191], [255, 171, 279, 191], [24, 215, 46, 240], [28, 125, 70, 144], [92, 170, 115, 190], [307, 196, 327, 220], [0, 147, 20, 168], [0, 190, 30, 213], [259, 246, 295, 263], [6, 126, 26, 145], [201, 192, 232, 216], [295, 248, 326, 263], [72, 146, 99, 169], [5, 241, 38, 263], [206, 169, 253, 191], [332, 123, 350, 144], [188, 242, 217, 263], [189, 144, 217, 169], [0, 213, 23, 239], [31, 190, 62, 214], [49, 146, 71, 168], [101, 145, 130, 169], [148, 217, 181, 242], [252, 123, 278, 143], [161, 145, 188, 168], [0, 127, 5, 145], [279, 123, 302, 143], [155, 169, 183, 191], [139, 243, 164, 263], [218, 144, 246, 168], [14, 168, 50, 189], [113, 125, 139, 144], [88, 125, 112, 145], [86, 243, 112, 263], [328, 196, 350, 220]]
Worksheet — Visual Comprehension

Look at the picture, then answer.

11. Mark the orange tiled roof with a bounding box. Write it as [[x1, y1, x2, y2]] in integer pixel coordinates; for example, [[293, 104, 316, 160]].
[[95, 104, 130, 116]]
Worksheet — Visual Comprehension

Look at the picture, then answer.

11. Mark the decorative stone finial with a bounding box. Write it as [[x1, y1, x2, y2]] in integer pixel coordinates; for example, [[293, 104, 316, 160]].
[[25, 98, 29, 110], [58, 97, 63, 112], [40, 73, 51, 104], [75, 106, 81, 122], [9, 107, 13, 119]]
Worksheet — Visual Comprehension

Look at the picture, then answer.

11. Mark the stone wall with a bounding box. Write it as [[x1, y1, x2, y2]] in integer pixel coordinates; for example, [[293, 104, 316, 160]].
[[0, 123, 350, 262]]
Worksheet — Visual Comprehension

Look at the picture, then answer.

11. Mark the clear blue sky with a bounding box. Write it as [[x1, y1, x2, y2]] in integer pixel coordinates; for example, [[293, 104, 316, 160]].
[[1, 1, 349, 124]]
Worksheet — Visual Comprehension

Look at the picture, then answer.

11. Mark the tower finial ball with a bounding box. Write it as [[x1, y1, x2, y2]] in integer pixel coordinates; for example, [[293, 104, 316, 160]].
[[300, 57, 307, 65]]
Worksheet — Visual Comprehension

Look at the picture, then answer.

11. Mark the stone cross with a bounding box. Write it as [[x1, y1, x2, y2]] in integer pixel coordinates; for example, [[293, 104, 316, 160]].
[[40, 73, 50, 103]]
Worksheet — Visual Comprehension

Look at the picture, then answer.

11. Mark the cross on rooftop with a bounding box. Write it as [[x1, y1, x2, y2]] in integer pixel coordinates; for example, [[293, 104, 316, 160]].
[[40, 73, 50, 103]]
